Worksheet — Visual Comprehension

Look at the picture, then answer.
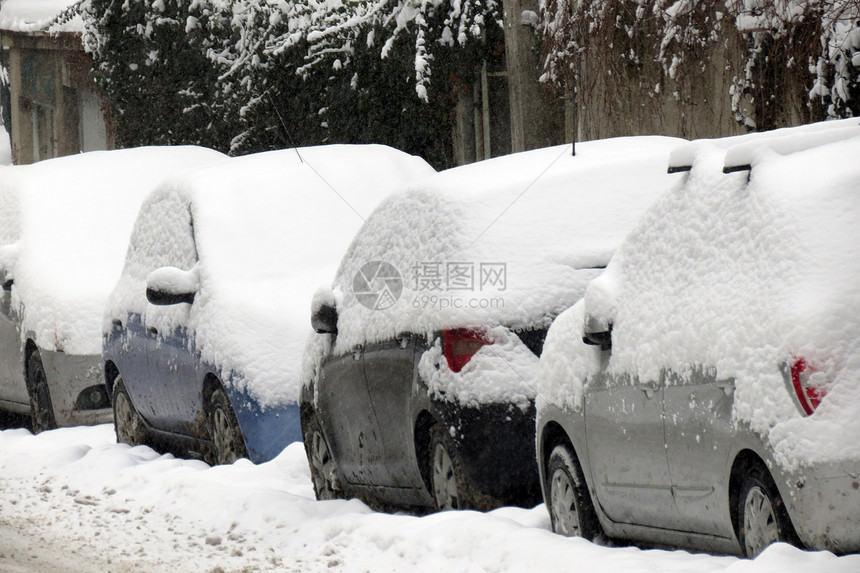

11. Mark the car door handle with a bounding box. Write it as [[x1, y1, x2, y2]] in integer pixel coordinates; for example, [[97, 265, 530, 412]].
[[640, 382, 659, 399], [352, 346, 362, 361], [147, 326, 158, 337], [716, 381, 735, 396]]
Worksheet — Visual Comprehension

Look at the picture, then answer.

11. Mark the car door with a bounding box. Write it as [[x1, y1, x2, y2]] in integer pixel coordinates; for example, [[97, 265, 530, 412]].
[[317, 343, 386, 486], [362, 333, 425, 490], [584, 370, 678, 529], [143, 208, 201, 435], [146, 319, 199, 435], [109, 312, 158, 421], [663, 367, 736, 537]]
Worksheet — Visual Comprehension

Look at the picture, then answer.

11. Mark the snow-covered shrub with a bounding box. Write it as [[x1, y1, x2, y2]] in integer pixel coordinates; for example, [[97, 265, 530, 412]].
[[81, 0, 231, 151], [80, 0, 501, 167]]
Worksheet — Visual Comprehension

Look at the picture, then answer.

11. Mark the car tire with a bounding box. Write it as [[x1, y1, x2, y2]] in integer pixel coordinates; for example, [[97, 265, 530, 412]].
[[112, 376, 147, 446], [429, 423, 473, 511], [738, 466, 799, 558], [26, 348, 56, 433], [304, 413, 343, 501], [207, 387, 248, 465], [546, 443, 602, 540]]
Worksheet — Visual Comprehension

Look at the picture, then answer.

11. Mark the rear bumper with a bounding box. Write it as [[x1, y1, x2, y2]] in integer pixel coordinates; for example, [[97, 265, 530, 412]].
[[41, 350, 112, 427], [232, 397, 302, 464], [783, 462, 860, 553], [437, 400, 541, 508]]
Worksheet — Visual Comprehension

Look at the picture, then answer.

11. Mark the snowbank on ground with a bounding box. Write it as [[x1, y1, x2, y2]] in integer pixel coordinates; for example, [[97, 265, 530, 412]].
[[329, 136, 685, 356], [574, 120, 860, 468], [0, 0, 82, 33], [106, 145, 434, 407], [0, 147, 226, 355], [3, 425, 859, 572]]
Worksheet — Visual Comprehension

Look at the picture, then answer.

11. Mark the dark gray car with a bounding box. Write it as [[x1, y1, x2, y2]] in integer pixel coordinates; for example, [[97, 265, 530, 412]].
[[302, 137, 683, 512]]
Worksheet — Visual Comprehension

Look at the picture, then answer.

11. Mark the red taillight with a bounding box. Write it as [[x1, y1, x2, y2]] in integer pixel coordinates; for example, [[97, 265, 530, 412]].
[[442, 329, 491, 373], [790, 357, 828, 415]]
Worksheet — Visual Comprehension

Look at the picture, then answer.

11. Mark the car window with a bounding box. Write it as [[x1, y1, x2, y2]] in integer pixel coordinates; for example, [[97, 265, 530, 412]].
[[125, 193, 198, 279]]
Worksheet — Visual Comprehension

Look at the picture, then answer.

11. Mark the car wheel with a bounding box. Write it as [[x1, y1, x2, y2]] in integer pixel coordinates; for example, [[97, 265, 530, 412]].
[[112, 376, 147, 446], [738, 466, 797, 558], [208, 387, 248, 465], [546, 444, 601, 540], [304, 414, 342, 500], [26, 348, 56, 433], [429, 423, 472, 511]]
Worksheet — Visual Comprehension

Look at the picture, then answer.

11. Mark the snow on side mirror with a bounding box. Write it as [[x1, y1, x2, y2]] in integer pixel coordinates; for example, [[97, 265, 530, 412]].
[[582, 313, 612, 351], [311, 287, 338, 334], [146, 266, 199, 306]]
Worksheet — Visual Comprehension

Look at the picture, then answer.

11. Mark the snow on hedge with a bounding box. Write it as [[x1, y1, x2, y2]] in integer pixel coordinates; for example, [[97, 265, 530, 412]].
[[0, 0, 83, 33], [204, 0, 500, 101], [327, 136, 684, 357], [0, 147, 226, 355], [543, 118, 860, 469], [106, 144, 434, 407]]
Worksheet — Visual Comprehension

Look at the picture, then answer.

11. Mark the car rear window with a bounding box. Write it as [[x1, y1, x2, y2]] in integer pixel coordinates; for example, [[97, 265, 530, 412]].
[[516, 327, 549, 357]]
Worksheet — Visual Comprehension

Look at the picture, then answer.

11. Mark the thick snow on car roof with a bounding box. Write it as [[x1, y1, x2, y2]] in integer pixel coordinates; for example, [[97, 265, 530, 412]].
[[0, 146, 226, 355], [0, 0, 82, 33], [107, 144, 435, 407], [579, 119, 860, 468], [330, 136, 684, 352]]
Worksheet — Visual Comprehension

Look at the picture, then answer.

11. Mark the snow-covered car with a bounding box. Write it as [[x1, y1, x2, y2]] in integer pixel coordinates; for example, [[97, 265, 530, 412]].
[[103, 145, 434, 465], [536, 119, 860, 557], [301, 136, 684, 511], [0, 147, 226, 431]]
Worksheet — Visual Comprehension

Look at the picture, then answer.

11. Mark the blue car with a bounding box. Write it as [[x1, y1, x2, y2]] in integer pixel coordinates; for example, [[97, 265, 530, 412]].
[[102, 145, 434, 464]]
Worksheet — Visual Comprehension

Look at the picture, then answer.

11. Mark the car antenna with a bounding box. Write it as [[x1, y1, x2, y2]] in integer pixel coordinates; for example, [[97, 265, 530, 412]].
[[267, 92, 304, 163]]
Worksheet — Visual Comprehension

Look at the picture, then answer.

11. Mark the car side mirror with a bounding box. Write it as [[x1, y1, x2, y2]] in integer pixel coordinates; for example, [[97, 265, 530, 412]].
[[582, 314, 612, 351], [146, 266, 199, 306], [311, 287, 338, 334], [312, 303, 338, 334]]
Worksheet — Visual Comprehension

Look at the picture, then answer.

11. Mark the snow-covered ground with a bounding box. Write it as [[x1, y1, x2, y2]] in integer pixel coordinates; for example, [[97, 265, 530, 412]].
[[1, 425, 858, 573]]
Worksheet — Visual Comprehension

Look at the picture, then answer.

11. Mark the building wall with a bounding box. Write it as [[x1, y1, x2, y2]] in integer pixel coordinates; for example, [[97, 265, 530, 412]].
[[1, 31, 113, 165]]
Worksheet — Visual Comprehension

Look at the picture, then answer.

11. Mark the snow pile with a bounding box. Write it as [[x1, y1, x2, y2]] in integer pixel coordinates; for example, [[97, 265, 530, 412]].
[[329, 136, 684, 356], [106, 145, 434, 407], [0, 147, 226, 355], [0, 0, 83, 33], [554, 120, 860, 468], [1, 425, 859, 571]]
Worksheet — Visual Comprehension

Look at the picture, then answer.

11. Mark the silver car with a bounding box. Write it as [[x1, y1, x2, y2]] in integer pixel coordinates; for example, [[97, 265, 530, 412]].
[[0, 147, 225, 431], [536, 120, 860, 557]]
